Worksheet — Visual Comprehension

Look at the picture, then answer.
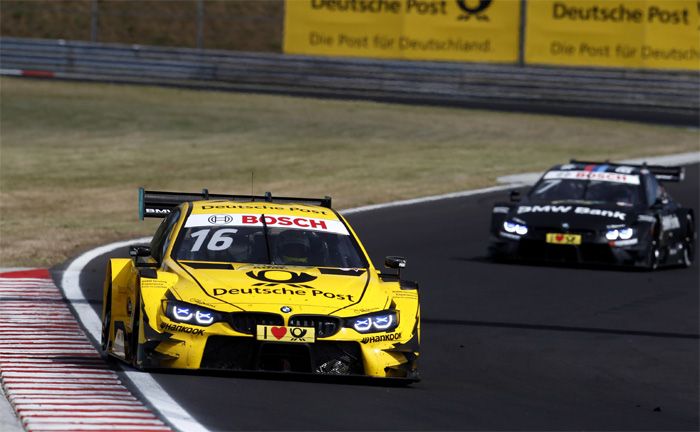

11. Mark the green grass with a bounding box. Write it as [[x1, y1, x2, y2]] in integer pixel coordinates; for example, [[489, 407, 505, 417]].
[[0, 0, 284, 52], [0, 77, 698, 267]]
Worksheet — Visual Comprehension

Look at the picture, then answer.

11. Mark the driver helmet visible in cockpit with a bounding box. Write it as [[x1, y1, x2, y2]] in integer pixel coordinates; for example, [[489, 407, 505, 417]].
[[275, 229, 311, 265]]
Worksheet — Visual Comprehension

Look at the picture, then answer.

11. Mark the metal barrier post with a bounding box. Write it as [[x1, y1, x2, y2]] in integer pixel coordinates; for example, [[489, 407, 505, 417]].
[[91, 0, 99, 42], [196, 0, 204, 49], [518, 0, 527, 66]]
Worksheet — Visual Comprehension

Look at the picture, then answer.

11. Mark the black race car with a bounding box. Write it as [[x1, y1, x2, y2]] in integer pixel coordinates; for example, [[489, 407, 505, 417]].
[[489, 160, 695, 270]]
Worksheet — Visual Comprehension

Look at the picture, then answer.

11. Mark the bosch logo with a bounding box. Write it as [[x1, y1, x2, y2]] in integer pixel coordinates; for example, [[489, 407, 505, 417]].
[[207, 215, 233, 225]]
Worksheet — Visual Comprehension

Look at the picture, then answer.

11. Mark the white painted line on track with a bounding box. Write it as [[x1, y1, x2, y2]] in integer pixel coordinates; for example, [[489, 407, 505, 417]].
[[341, 184, 516, 215], [59, 238, 209, 432], [340, 152, 700, 215]]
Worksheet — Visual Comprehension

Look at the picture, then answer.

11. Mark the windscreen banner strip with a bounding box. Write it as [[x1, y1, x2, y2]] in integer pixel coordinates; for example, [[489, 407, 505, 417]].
[[544, 170, 640, 185], [184, 214, 350, 235]]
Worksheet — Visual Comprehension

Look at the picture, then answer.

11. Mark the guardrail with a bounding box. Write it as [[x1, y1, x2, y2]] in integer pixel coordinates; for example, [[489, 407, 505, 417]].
[[1, 37, 698, 125]]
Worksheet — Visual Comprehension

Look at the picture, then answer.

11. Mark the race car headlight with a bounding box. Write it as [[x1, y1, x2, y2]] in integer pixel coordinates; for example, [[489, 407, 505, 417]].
[[503, 220, 528, 236], [618, 228, 634, 240], [345, 311, 399, 334], [172, 305, 193, 321], [605, 227, 634, 241], [163, 300, 221, 327], [195, 310, 215, 325]]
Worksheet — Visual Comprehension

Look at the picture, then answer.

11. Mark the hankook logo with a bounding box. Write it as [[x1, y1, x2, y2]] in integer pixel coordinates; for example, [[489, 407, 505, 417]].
[[456, 0, 492, 21]]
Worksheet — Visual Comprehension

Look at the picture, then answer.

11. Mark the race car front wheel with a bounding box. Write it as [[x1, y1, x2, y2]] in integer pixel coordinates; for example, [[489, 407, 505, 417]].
[[101, 285, 112, 353], [682, 215, 695, 268], [128, 289, 143, 368], [644, 241, 660, 271]]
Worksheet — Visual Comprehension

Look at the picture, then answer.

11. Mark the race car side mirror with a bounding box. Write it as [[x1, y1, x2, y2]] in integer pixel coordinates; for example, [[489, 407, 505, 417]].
[[385, 256, 407, 279], [510, 191, 521, 202], [385, 256, 407, 270], [131, 245, 159, 268], [129, 245, 151, 258], [651, 197, 666, 209]]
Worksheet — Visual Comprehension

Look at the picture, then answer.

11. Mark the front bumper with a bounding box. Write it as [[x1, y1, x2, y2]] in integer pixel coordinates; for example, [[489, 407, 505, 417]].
[[490, 231, 647, 266], [138, 315, 419, 380]]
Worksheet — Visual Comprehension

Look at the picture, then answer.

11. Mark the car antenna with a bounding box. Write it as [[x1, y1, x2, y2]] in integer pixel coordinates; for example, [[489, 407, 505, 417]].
[[201, 188, 209, 200], [250, 171, 254, 195]]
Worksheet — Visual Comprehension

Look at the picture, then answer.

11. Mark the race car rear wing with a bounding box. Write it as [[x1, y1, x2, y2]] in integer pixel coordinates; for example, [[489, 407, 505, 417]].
[[138, 188, 332, 219], [569, 160, 685, 182]]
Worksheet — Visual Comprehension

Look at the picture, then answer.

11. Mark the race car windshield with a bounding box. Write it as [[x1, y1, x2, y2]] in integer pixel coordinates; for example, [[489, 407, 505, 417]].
[[529, 179, 643, 207], [174, 225, 368, 268]]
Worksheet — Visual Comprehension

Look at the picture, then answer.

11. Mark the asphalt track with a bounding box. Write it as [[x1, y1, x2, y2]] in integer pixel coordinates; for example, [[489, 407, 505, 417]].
[[59, 164, 699, 431]]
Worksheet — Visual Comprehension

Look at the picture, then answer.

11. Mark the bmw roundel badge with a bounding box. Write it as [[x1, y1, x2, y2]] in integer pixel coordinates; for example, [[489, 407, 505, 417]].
[[280, 306, 292, 313]]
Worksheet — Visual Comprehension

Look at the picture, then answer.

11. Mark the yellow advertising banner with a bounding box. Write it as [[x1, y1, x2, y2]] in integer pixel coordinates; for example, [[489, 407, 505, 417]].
[[525, 0, 700, 70], [283, 0, 521, 63]]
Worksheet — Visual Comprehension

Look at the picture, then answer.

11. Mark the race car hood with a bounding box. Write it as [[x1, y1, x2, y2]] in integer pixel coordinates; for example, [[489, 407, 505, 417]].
[[509, 201, 636, 229], [173, 263, 385, 315]]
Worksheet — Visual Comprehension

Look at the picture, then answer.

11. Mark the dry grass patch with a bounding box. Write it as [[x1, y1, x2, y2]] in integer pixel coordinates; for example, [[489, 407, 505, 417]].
[[1, 77, 698, 266]]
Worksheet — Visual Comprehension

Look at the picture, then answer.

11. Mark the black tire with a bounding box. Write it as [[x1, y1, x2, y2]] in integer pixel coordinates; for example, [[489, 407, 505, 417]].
[[644, 222, 661, 271], [487, 244, 500, 260], [646, 242, 660, 271], [488, 243, 509, 262], [128, 291, 142, 368], [682, 214, 695, 268], [101, 310, 111, 352], [100, 285, 111, 353]]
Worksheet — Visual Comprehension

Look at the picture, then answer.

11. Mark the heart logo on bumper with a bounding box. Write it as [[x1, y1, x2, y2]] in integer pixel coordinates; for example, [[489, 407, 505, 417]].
[[271, 327, 287, 340]]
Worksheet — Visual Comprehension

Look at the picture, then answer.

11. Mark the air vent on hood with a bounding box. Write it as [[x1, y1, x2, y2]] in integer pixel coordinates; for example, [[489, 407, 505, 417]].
[[180, 261, 235, 270]]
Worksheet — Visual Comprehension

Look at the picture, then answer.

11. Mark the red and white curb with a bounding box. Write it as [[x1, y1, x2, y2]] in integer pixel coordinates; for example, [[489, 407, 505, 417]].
[[0, 69, 55, 78], [0, 269, 172, 432]]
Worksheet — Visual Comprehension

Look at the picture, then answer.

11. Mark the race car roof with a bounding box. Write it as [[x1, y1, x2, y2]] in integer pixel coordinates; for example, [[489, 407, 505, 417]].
[[547, 161, 684, 182], [554, 162, 643, 175]]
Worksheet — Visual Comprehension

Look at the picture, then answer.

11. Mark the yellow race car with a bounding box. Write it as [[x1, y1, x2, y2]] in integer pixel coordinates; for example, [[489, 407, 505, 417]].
[[101, 189, 420, 381]]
